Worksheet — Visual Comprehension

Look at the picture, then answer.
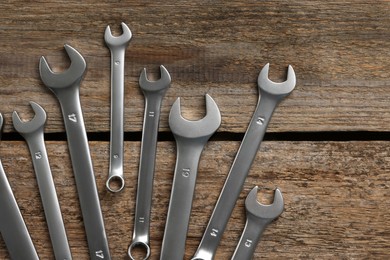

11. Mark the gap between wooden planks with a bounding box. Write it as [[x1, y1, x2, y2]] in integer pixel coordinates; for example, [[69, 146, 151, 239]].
[[0, 140, 388, 259]]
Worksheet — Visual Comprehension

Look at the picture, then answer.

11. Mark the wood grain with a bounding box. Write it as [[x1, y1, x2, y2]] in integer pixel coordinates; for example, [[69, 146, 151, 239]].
[[0, 1, 389, 133], [0, 141, 389, 259]]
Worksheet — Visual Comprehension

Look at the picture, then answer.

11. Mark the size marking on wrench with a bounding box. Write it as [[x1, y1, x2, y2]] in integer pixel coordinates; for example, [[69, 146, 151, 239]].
[[40, 44, 111, 260], [128, 65, 171, 260], [104, 22, 132, 193], [0, 114, 39, 260], [160, 94, 221, 260], [193, 63, 295, 260], [12, 102, 72, 260], [231, 186, 284, 260]]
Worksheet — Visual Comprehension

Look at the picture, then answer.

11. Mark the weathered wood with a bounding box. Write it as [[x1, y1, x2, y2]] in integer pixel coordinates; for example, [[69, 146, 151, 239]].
[[0, 141, 389, 259], [1, 1, 390, 133]]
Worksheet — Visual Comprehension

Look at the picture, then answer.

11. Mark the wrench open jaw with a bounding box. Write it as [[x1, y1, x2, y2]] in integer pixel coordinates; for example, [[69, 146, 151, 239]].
[[258, 63, 296, 97], [39, 44, 86, 91], [169, 94, 221, 140], [246, 186, 284, 220], [139, 65, 171, 92], [12, 101, 46, 135], [104, 22, 132, 48]]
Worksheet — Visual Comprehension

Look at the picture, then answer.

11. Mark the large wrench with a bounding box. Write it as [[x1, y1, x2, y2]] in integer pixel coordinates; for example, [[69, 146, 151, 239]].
[[104, 22, 132, 193], [12, 101, 72, 259], [0, 114, 39, 260], [231, 186, 284, 260], [39, 45, 111, 260], [160, 94, 221, 260], [193, 63, 296, 260], [128, 65, 171, 259]]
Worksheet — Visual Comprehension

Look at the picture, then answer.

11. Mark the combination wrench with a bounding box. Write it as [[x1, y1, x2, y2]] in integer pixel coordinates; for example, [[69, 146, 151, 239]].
[[104, 22, 132, 193], [193, 63, 296, 260], [40, 44, 111, 260], [160, 94, 221, 260], [128, 65, 171, 259], [12, 101, 72, 259], [0, 114, 39, 260], [231, 186, 284, 260]]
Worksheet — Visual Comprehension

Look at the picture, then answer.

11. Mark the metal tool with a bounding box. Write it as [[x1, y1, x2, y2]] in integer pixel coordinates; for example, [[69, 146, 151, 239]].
[[0, 114, 39, 260], [128, 66, 171, 260], [160, 94, 221, 260], [12, 101, 72, 260], [39, 44, 111, 260], [192, 63, 296, 260], [104, 22, 132, 193], [231, 186, 284, 260]]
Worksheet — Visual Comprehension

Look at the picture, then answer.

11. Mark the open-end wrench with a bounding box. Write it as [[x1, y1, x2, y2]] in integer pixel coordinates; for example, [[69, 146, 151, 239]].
[[104, 22, 132, 193], [231, 186, 284, 260], [193, 63, 295, 260], [12, 101, 72, 260], [160, 94, 221, 260], [0, 114, 39, 259], [128, 65, 171, 260], [40, 44, 111, 260]]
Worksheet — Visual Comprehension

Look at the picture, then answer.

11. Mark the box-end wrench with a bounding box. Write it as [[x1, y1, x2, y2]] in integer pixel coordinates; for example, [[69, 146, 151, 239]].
[[231, 186, 284, 260], [39, 44, 111, 260], [128, 65, 171, 260], [0, 114, 39, 260], [104, 22, 132, 193], [160, 94, 221, 260], [12, 101, 72, 259], [192, 63, 295, 260]]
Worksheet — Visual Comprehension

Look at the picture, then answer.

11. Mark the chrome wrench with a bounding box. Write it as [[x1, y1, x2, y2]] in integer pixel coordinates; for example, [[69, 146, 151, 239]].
[[0, 114, 39, 260], [128, 65, 171, 259], [40, 44, 111, 260], [104, 22, 132, 193], [12, 101, 72, 260], [193, 63, 296, 260], [231, 186, 284, 260], [160, 94, 221, 260]]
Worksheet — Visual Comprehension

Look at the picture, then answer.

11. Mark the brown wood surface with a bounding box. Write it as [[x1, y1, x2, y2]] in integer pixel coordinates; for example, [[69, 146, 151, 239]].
[[0, 1, 389, 260]]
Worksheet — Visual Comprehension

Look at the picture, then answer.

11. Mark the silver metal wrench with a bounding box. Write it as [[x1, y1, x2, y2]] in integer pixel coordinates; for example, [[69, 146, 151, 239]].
[[104, 22, 132, 193], [160, 94, 221, 260], [128, 65, 171, 260], [12, 101, 72, 260], [0, 114, 39, 260], [40, 44, 111, 260], [231, 186, 284, 260], [192, 63, 296, 260]]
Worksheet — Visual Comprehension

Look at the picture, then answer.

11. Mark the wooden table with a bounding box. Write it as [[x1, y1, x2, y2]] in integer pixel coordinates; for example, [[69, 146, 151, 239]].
[[0, 1, 389, 259]]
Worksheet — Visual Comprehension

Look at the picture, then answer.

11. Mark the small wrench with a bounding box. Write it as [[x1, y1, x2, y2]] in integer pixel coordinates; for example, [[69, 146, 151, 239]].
[[193, 63, 295, 260], [128, 65, 171, 259], [40, 44, 111, 260], [0, 113, 39, 260], [231, 186, 284, 260], [160, 94, 221, 260], [12, 101, 72, 259], [104, 22, 132, 193]]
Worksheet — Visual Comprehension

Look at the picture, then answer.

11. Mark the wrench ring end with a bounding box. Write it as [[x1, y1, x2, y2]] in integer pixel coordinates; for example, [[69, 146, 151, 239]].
[[106, 175, 125, 193], [128, 241, 151, 260]]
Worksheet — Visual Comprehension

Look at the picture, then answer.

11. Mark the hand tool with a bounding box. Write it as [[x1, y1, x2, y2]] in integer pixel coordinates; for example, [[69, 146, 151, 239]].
[[231, 186, 284, 260], [160, 94, 221, 260], [192, 63, 296, 260], [128, 65, 171, 260], [12, 101, 72, 260], [40, 44, 111, 260], [0, 113, 39, 260], [104, 22, 132, 193]]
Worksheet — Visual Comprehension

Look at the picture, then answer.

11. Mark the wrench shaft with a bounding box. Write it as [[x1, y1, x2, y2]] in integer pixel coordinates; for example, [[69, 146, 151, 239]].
[[0, 160, 39, 260], [161, 140, 205, 260], [57, 87, 111, 260], [193, 92, 280, 259]]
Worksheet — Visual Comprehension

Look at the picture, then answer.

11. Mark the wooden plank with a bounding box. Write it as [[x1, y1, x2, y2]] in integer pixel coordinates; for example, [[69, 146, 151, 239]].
[[1, 1, 390, 133], [0, 140, 388, 259]]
